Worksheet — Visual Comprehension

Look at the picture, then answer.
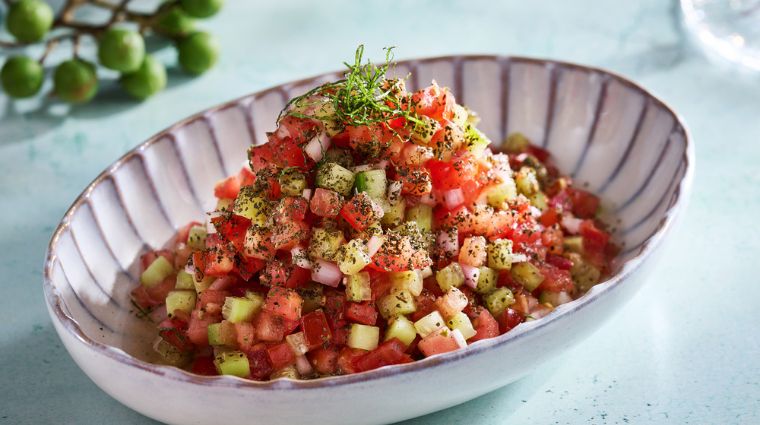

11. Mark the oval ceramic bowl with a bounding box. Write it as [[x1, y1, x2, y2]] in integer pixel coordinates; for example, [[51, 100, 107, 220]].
[[44, 55, 693, 425]]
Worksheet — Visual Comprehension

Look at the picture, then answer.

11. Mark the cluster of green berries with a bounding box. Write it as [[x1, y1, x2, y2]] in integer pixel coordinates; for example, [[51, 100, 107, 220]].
[[0, 0, 223, 103]]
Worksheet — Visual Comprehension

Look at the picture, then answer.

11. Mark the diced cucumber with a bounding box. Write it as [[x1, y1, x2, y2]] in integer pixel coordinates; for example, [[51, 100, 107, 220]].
[[216, 198, 234, 212], [436, 262, 465, 292], [487, 239, 514, 270], [504, 132, 530, 153], [175, 270, 195, 290], [452, 104, 469, 127], [385, 316, 417, 346], [214, 351, 250, 377], [354, 169, 387, 199], [271, 365, 299, 379], [297, 283, 325, 314], [378, 289, 416, 319], [347, 324, 380, 351], [153, 337, 190, 367], [485, 179, 517, 208], [308, 227, 345, 260], [529, 191, 548, 211], [381, 198, 406, 227], [405, 204, 432, 232], [463, 124, 491, 157], [389, 270, 423, 297], [140, 256, 174, 288], [279, 168, 307, 197], [510, 262, 544, 291], [414, 310, 446, 338], [515, 166, 540, 196], [484, 287, 515, 316], [322, 148, 354, 169], [187, 225, 207, 250], [316, 162, 355, 196], [193, 274, 215, 294], [569, 254, 601, 292], [539, 291, 572, 307], [446, 311, 476, 340], [336, 239, 371, 275], [208, 321, 236, 346], [563, 236, 584, 253], [165, 290, 196, 316], [411, 115, 440, 145], [234, 187, 269, 226], [222, 296, 261, 323], [345, 272, 372, 302], [475, 266, 498, 294]]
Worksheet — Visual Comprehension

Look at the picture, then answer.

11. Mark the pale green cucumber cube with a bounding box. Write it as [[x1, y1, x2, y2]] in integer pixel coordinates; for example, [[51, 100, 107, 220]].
[[234, 187, 269, 226], [222, 296, 261, 323], [175, 270, 195, 290], [511, 262, 544, 291], [446, 311, 477, 340], [487, 239, 514, 270], [214, 351, 250, 377], [345, 272, 372, 302], [378, 289, 416, 319], [414, 310, 446, 338], [381, 198, 406, 227], [389, 270, 423, 297], [405, 204, 432, 232], [316, 162, 355, 196], [308, 227, 345, 260], [484, 287, 515, 316], [336, 239, 371, 275], [140, 256, 174, 288], [347, 324, 380, 351], [279, 168, 307, 197], [165, 290, 196, 316], [385, 316, 417, 346], [436, 262, 465, 291], [187, 225, 207, 250], [475, 266, 498, 294], [355, 169, 387, 199]]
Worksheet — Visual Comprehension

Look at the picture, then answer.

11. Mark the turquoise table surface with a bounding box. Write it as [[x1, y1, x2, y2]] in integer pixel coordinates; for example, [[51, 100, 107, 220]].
[[2, 0, 759, 424]]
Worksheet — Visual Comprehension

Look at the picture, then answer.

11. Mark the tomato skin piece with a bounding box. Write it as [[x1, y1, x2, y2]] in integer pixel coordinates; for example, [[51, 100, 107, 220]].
[[267, 342, 297, 371], [191, 356, 217, 376], [236, 256, 266, 281], [260, 259, 289, 287], [158, 316, 193, 352], [539, 208, 560, 227], [353, 338, 409, 372], [203, 234, 236, 277], [344, 302, 378, 326], [569, 188, 600, 219], [337, 347, 366, 375], [249, 144, 276, 173], [411, 290, 438, 322], [546, 254, 573, 270], [308, 345, 340, 375], [285, 266, 311, 289], [212, 214, 251, 253], [301, 310, 332, 350], [214, 174, 242, 199], [427, 152, 477, 191], [255, 311, 287, 342], [246, 347, 273, 380], [580, 220, 610, 253], [396, 165, 432, 196], [470, 309, 499, 342], [497, 308, 523, 334], [411, 84, 455, 121], [235, 322, 256, 351]]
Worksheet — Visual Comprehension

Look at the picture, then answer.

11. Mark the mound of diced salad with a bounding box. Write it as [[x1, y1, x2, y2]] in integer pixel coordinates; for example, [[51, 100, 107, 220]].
[[131, 48, 616, 380]]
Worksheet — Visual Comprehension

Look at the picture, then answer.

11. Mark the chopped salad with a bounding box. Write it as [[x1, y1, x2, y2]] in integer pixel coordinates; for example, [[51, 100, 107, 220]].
[[131, 47, 617, 380]]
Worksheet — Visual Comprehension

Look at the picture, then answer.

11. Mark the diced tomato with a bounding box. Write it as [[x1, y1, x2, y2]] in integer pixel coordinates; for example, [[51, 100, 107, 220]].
[[418, 331, 459, 357], [396, 165, 432, 196], [337, 347, 366, 374], [285, 266, 311, 289], [301, 310, 332, 350], [569, 188, 600, 219], [246, 347, 273, 380], [496, 308, 523, 334], [310, 188, 343, 218], [427, 152, 478, 191], [411, 290, 438, 322], [267, 342, 297, 370], [158, 316, 193, 351], [546, 254, 573, 270], [214, 174, 242, 199], [140, 250, 174, 271], [198, 289, 227, 310], [537, 263, 574, 293], [308, 345, 340, 375], [539, 208, 560, 227], [190, 356, 217, 376], [249, 143, 275, 172], [371, 235, 430, 272], [344, 302, 378, 326], [276, 197, 309, 223], [470, 309, 499, 342], [276, 115, 319, 146], [186, 308, 219, 346], [212, 214, 251, 252], [175, 221, 203, 245], [264, 287, 303, 321], [354, 338, 410, 372], [236, 256, 266, 281], [580, 220, 610, 253], [255, 311, 287, 342], [541, 225, 564, 255], [369, 272, 393, 302], [235, 322, 256, 351], [260, 259, 288, 287], [271, 220, 309, 250], [340, 192, 382, 231], [411, 83, 455, 121], [204, 234, 235, 277]]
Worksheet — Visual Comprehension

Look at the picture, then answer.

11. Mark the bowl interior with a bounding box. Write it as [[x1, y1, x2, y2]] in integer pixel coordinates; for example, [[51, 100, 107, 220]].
[[45, 56, 690, 371]]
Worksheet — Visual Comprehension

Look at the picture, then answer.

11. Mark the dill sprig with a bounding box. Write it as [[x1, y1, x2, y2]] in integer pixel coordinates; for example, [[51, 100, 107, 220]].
[[278, 45, 421, 130]]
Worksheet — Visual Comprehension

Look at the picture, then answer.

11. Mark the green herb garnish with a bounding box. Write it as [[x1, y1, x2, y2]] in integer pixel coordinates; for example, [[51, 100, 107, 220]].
[[278, 45, 422, 131]]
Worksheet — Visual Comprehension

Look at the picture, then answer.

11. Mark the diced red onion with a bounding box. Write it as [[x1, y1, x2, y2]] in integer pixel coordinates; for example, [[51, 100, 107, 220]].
[[376, 159, 389, 170], [352, 164, 374, 173], [460, 264, 481, 289], [561, 214, 582, 234], [209, 276, 236, 291], [509, 253, 529, 263], [149, 305, 167, 323], [443, 188, 465, 209], [387, 181, 402, 203], [367, 235, 385, 257], [311, 259, 342, 287], [290, 246, 312, 269], [301, 188, 312, 201], [184, 261, 196, 275], [420, 266, 433, 279], [451, 328, 468, 348], [304, 132, 331, 162], [295, 354, 313, 376], [274, 124, 291, 140], [437, 229, 459, 258]]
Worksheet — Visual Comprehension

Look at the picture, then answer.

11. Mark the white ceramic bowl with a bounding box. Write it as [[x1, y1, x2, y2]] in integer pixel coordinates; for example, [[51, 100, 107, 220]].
[[43, 55, 693, 425]]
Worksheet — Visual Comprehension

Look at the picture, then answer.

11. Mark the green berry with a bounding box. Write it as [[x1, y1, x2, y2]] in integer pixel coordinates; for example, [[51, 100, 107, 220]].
[[180, 0, 224, 18], [53, 59, 98, 103], [120, 55, 167, 100], [1, 56, 44, 98], [98, 28, 146, 73], [154, 6, 196, 37], [6, 0, 54, 42], [177, 31, 220, 75]]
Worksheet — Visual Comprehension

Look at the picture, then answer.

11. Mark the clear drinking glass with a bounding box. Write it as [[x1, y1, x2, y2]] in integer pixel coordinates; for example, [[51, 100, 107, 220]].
[[681, 0, 760, 71]]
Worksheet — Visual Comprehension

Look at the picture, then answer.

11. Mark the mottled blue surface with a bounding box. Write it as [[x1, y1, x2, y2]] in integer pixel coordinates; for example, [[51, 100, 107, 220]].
[[1, 0, 758, 424]]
